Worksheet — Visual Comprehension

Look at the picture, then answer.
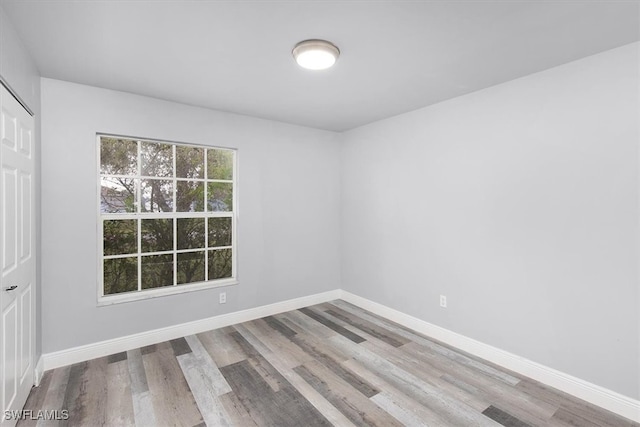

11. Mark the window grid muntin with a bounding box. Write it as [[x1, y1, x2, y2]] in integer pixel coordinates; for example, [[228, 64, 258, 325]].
[[99, 135, 235, 299]]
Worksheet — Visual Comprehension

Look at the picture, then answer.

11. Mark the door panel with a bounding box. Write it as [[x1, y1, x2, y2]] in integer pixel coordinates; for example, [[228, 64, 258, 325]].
[[19, 287, 31, 381], [1, 84, 36, 427], [2, 167, 17, 274], [20, 173, 31, 262], [1, 107, 17, 150], [2, 301, 17, 412], [18, 126, 30, 158]]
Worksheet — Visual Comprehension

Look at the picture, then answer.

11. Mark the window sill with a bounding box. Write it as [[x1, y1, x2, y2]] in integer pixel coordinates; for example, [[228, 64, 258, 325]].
[[97, 278, 238, 306]]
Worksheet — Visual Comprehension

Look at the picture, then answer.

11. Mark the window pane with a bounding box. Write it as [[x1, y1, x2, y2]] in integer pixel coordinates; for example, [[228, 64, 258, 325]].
[[176, 146, 204, 179], [207, 182, 232, 212], [141, 219, 173, 253], [100, 137, 137, 175], [101, 177, 136, 213], [208, 217, 232, 247], [208, 249, 232, 280], [104, 257, 138, 295], [177, 252, 205, 284], [104, 219, 137, 256], [176, 181, 204, 212], [141, 179, 173, 212], [177, 218, 205, 250], [100, 136, 235, 300], [141, 141, 173, 177], [142, 254, 173, 289], [207, 149, 233, 180]]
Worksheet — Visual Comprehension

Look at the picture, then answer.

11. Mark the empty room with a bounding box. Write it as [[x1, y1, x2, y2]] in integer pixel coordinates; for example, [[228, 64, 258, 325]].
[[0, 0, 638, 426]]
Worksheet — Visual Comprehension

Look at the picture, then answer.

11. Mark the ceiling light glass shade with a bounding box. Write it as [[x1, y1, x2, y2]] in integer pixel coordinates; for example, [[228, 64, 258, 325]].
[[292, 39, 340, 70]]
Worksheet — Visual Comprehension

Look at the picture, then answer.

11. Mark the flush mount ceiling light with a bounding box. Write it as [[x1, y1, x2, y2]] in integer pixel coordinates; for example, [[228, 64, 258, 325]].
[[292, 39, 340, 70]]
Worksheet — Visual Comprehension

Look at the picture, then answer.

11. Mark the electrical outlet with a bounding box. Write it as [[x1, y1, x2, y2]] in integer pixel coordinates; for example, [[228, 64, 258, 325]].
[[440, 295, 447, 308], [219, 292, 227, 304]]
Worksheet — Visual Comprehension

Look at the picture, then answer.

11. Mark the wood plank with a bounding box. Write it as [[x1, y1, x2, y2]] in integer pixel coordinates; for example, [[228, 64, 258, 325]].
[[278, 311, 336, 340], [299, 307, 366, 343], [359, 335, 490, 413], [127, 348, 157, 426], [234, 323, 357, 427], [59, 362, 87, 426], [170, 337, 192, 356], [482, 405, 532, 427], [343, 358, 453, 426], [106, 359, 135, 427], [244, 318, 313, 369], [322, 304, 410, 347], [107, 352, 127, 364], [60, 358, 108, 426], [176, 352, 232, 427], [184, 335, 232, 395], [197, 327, 246, 368], [370, 393, 430, 427], [140, 344, 157, 355], [18, 370, 53, 427], [219, 391, 259, 427], [142, 345, 202, 427], [288, 334, 379, 398], [228, 327, 286, 392], [294, 361, 403, 427], [273, 314, 306, 335], [319, 308, 495, 413], [221, 359, 331, 427], [264, 315, 297, 338], [36, 366, 71, 427], [170, 335, 234, 426], [400, 341, 556, 425], [547, 407, 602, 427], [328, 334, 503, 426], [515, 379, 639, 427], [331, 299, 522, 385]]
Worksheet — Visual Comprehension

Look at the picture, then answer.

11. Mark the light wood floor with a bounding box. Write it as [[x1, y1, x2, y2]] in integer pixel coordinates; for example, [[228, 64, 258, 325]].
[[18, 300, 638, 427]]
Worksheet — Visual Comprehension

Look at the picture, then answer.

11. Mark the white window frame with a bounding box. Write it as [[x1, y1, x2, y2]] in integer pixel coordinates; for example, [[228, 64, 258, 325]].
[[96, 134, 238, 305]]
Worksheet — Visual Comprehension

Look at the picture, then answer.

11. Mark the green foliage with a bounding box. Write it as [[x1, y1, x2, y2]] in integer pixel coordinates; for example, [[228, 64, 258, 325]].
[[176, 180, 205, 212], [104, 257, 138, 294], [177, 252, 205, 284], [208, 182, 233, 211], [141, 219, 173, 253], [103, 220, 137, 255], [100, 137, 137, 175], [209, 249, 232, 279], [208, 149, 233, 180], [141, 254, 174, 289], [209, 217, 232, 247], [177, 218, 205, 250], [141, 141, 173, 177], [176, 146, 204, 179], [141, 179, 173, 212], [101, 178, 136, 213]]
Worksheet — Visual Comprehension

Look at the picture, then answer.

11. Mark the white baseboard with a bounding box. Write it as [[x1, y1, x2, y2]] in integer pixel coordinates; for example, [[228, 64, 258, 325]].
[[41, 289, 341, 371], [339, 290, 640, 423], [34, 355, 44, 387]]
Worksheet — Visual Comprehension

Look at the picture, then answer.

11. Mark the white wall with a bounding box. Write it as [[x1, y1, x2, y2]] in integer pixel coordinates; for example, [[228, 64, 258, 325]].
[[0, 4, 41, 358], [0, 5, 39, 112], [40, 78, 341, 353], [341, 43, 640, 399]]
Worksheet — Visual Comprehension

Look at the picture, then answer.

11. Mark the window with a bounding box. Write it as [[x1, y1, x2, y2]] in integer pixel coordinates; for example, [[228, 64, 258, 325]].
[[98, 135, 236, 303]]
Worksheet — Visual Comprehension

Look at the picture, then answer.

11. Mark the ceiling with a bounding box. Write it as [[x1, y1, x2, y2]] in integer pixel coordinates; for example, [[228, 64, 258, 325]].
[[2, 1, 639, 132]]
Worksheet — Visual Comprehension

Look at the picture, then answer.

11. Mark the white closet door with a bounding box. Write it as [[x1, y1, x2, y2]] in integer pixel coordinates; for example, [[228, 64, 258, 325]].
[[1, 83, 36, 427]]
